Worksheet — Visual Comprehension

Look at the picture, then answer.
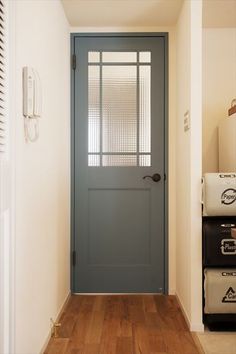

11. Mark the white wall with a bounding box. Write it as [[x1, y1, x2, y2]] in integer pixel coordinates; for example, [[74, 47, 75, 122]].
[[189, 0, 203, 331], [176, 0, 203, 331], [176, 0, 191, 321], [203, 28, 236, 173], [71, 25, 177, 296], [13, 1, 70, 353]]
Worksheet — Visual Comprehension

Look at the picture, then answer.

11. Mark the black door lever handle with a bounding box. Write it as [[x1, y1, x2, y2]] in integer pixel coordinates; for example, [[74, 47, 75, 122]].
[[143, 173, 161, 182]]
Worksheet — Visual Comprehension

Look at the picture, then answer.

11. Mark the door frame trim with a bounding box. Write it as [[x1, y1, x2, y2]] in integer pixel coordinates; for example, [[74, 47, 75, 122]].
[[70, 32, 169, 294]]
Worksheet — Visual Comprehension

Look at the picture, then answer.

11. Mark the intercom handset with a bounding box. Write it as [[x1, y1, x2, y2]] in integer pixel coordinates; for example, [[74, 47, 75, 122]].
[[23, 67, 42, 142]]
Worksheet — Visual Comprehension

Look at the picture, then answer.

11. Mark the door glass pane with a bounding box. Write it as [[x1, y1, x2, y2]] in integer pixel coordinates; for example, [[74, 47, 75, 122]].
[[102, 52, 137, 63], [139, 65, 151, 154], [102, 66, 137, 153], [88, 51, 100, 63], [103, 155, 137, 166], [139, 155, 151, 167], [88, 66, 100, 153], [88, 154, 100, 166], [88, 51, 151, 167], [139, 52, 151, 63]]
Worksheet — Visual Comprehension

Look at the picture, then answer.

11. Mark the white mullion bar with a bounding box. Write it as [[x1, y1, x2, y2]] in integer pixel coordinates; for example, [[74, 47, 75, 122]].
[[88, 152, 151, 156], [89, 62, 151, 66], [99, 51, 103, 167], [136, 52, 140, 167]]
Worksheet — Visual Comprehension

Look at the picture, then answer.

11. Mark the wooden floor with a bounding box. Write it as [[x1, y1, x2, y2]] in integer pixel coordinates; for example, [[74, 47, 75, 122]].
[[44, 295, 200, 354]]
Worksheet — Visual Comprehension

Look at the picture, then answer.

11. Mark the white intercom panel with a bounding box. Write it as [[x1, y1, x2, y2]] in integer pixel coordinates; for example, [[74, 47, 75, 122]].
[[23, 66, 41, 118], [22, 67, 42, 142]]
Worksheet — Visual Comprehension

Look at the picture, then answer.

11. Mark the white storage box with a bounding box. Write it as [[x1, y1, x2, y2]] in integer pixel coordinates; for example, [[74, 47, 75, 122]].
[[204, 268, 236, 314], [203, 173, 236, 216]]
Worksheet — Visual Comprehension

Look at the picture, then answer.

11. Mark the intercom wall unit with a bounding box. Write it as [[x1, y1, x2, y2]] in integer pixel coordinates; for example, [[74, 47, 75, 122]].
[[23, 66, 41, 118], [22, 66, 42, 142]]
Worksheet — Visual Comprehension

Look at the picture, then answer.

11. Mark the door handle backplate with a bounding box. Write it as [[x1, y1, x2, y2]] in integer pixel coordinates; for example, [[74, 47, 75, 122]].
[[143, 173, 161, 182]]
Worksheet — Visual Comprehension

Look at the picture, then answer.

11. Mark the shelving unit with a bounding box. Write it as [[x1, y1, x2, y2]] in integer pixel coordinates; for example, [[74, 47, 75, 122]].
[[202, 216, 236, 330]]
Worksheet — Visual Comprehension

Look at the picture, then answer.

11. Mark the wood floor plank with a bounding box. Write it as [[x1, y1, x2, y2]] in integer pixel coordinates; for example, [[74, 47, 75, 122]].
[[133, 323, 151, 354], [83, 343, 101, 354], [44, 338, 69, 354], [66, 295, 84, 315], [154, 296, 188, 332], [143, 295, 157, 313], [145, 312, 163, 329], [65, 346, 84, 354], [161, 329, 199, 354], [128, 297, 146, 324], [116, 337, 133, 354], [118, 317, 132, 337], [93, 295, 106, 312], [161, 330, 183, 354], [148, 327, 167, 353], [65, 347, 84, 354], [176, 331, 200, 354], [44, 295, 200, 354], [99, 317, 120, 354], [85, 311, 105, 344], [59, 313, 77, 338], [69, 299, 95, 347]]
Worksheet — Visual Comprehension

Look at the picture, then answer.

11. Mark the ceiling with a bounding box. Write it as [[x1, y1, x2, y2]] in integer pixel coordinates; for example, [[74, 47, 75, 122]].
[[62, 0, 236, 28], [61, 0, 183, 27]]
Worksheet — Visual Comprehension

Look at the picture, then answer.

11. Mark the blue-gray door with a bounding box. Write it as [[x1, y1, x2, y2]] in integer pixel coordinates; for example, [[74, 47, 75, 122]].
[[72, 35, 167, 293]]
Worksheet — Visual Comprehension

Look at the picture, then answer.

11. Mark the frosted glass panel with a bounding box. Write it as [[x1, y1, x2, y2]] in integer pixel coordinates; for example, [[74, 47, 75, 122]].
[[88, 51, 100, 62], [102, 66, 137, 153], [102, 52, 137, 63], [88, 155, 100, 166], [103, 155, 137, 166], [140, 52, 151, 63], [139, 155, 151, 167], [139, 65, 151, 154], [88, 51, 152, 167], [88, 66, 100, 153]]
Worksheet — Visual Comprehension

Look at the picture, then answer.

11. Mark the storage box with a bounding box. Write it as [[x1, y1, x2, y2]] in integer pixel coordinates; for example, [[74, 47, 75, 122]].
[[204, 268, 236, 314], [203, 173, 236, 216], [203, 217, 236, 266]]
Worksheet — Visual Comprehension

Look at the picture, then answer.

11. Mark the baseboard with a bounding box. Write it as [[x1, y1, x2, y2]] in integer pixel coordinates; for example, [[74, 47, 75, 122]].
[[175, 292, 191, 329], [190, 322, 204, 332], [168, 288, 176, 295], [175, 292, 204, 333], [40, 291, 71, 354]]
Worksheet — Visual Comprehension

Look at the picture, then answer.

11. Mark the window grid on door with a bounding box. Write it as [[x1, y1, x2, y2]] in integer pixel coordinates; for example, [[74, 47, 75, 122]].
[[88, 51, 151, 167]]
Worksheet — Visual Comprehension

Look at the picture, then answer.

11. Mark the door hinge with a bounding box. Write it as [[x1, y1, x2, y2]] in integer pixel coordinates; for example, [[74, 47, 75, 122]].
[[72, 250, 76, 266], [72, 54, 76, 70]]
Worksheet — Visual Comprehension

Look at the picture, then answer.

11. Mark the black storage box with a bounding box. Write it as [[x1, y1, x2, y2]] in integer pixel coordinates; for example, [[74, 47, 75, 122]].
[[203, 217, 236, 266], [204, 314, 236, 331]]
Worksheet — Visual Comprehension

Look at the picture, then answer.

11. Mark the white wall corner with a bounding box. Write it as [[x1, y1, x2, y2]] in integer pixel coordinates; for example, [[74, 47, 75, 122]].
[[175, 291, 191, 329], [168, 288, 176, 296], [175, 0, 203, 333], [176, 292, 204, 332], [190, 322, 204, 333], [190, 0, 203, 333]]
